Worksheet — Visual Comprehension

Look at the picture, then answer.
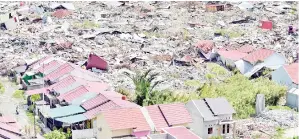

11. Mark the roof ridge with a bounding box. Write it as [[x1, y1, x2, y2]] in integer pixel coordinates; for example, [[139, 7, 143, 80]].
[[157, 105, 170, 127], [203, 98, 215, 116]]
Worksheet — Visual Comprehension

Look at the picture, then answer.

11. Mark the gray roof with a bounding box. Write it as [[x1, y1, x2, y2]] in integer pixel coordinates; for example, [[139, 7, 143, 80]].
[[191, 97, 235, 121], [205, 98, 236, 115], [192, 100, 218, 121], [56, 82, 82, 95]]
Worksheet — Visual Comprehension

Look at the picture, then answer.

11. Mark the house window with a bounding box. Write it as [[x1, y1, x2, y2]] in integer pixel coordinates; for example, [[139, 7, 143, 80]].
[[227, 124, 230, 133], [222, 125, 225, 134], [208, 127, 213, 134]]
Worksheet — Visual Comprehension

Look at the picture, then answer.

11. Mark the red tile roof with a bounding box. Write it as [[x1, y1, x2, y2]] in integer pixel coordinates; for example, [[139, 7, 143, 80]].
[[242, 48, 275, 64], [146, 103, 192, 131], [162, 126, 201, 139], [102, 108, 151, 132], [0, 128, 21, 139], [196, 40, 214, 53], [146, 105, 169, 131], [45, 63, 75, 81], [37, 60, 60, 73], [25, 75, 77, 96], [0, 122, 20, 135], [237, 45, 255, 53], [217, 50, 248, 61], [84, 101, 119, 119], [59, 86, 89, 102], [82, 91, 139, 119], [158, 103, 192, 126], [52, 9, 72, 18], [0, 116, 16, 123], [81, 91, 123, 110], [284, 63, 298, 84]]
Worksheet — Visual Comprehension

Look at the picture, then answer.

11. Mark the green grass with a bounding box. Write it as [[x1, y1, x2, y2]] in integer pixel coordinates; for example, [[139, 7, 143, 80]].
[[267, 106, 294, 111], [184, 80, 201, 87], [215, 28, 243, 38], [207, 63, 228, 76], [13, 90, 25, 99], [26, 111, 34, 124], [0, 83, 4, 94]]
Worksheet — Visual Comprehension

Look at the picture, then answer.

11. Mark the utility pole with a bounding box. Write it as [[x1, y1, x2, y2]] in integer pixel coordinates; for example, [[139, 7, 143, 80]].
[[33, 104, 36, 138]]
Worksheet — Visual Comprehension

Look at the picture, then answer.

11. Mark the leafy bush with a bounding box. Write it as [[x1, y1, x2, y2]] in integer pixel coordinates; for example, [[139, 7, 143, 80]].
[[13, 90, 25, 99], [30, 94, 41, 103], [0, 83, 4, 94], [44, 130, 67, 139], [199, 74, 287, 119]]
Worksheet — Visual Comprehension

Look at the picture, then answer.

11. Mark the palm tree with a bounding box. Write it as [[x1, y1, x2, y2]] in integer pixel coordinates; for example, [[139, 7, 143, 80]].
[[124, 69, 162, 106]]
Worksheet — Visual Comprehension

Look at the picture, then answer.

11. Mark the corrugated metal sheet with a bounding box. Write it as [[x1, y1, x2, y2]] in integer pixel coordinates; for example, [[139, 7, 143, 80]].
[[83, 101, 119, 119], [71, 92, 98, 105], [48, 105, 85, 118], [37, 60, 60, 73], [61, 86, 90, 102], [45, 63, 75, 81], [81, 94, 109, 110], [243, 48, 275, 64], [56, 82, 82, 95], [55, 114, 87, 124]]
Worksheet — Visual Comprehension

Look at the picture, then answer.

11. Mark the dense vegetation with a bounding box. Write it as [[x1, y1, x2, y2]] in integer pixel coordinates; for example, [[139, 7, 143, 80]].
[[123, 64, 287, 119]]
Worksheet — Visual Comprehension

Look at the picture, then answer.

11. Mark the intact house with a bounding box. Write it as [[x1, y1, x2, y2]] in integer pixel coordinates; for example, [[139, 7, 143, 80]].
[[147, 126, 202, 139], [144, 103, 192, 133], [185, 98, 236, 139], [271, 63, 298, 89], [96, 107, 151, 139], [235, 48, 286, 78], [0, 116, 23, 139]]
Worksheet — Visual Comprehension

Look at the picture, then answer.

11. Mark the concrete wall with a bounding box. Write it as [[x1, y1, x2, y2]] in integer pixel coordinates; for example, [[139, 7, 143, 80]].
[[264, 53, 286, 69], [287, 91, 299, 110], [185, 101, 204, 138], [112, 129, 132, 137], [132, 130, 151, 139], [72, 129, 96, 139], [235, 60, 254, 74], [96, 114, 112, 139], [271, 67, 297, 89], [204, 120, 220, 139]]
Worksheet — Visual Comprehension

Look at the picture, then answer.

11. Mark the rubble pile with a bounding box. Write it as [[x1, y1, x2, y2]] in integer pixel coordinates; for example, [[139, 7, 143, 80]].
[[236, 109, 299, 138], [0, 1, 298, 91]]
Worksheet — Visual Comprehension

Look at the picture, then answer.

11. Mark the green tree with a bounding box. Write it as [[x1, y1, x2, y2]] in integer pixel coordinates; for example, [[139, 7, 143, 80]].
[[44, 130, 67, 139], [124, 69, 162, 106], [30, 94, 41, 103]]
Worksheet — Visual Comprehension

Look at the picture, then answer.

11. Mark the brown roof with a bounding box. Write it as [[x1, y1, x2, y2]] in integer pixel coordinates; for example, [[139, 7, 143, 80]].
[[218, 50, 248, 61], [237, 45, 255, 53]]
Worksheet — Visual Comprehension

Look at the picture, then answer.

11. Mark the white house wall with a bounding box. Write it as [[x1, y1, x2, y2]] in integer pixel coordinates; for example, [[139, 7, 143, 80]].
[[286, 92, 299, 110], [235, 60, 253, 74], [185, 102, 204, 137], [204, 120, 219, 139], [271, 67, 295, 89], [264, 53, 286, 70]]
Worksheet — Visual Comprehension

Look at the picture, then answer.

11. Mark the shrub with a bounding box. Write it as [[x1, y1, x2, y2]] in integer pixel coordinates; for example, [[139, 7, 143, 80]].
[[13, 90, 25, 99]]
